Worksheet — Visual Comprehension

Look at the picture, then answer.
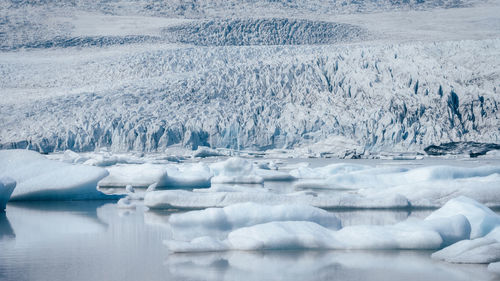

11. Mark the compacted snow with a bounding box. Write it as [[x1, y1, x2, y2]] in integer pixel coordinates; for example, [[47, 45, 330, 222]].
[[0, 150, 114, 200]]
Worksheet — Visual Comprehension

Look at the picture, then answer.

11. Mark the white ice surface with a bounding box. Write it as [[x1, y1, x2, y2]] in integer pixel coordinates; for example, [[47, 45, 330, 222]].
[[0, 177, 16, 210], [144, 190, 410, 209], [163, 197, 490, 252], [99, 162, 212, 189], [167, 202, 341, 240], [425, 196, 500, 239], [0, 150, 113, 201], [163, 163, 212, 188], [293, 164, 500, 207], [489, 262, 500, 274], [98, 164, 169, 188], [210, 158, 264, 184]]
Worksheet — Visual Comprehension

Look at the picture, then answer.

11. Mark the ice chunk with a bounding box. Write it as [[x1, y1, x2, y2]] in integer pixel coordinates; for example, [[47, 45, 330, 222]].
[[489, 262, 500, 274], [431, 237, 500, 263], [210, 157, 263, 184], [163, 163, 212, 188], [168, 202, 341, 234], [0, 150, 114, 201], [166, 219, 445, 252], [431, 226, 500, 264], [290, 163, 370, 179], [425, 196, 500, 239], [164, 196, 484, 252], [98, 164, 169, 188], [145, 190, 410, 209], [361, 171, 500, 208], [193, 184, 268, 193], [192, 146, 224, 158], [0, 177, 16, 210], [100, 162, 211, 189], [255, 169, 296, 181]]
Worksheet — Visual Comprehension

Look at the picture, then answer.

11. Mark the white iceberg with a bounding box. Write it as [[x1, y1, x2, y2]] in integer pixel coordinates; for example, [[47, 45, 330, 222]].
[[167, 202, 341, 240], [100, 162, 212, 189], [0, 177, 16, 210], [164, 197, 489, 252], [425, 196, 500, 239], [489, 262, 500, 274], [99, 163, 169, 188], [0, 150, 114, 201], [255, 169, 296, 181], [144, 190, 410, 209], [210, 158, 264, 184], [163, 163, 212, 188], [432, 236, 500, 264]]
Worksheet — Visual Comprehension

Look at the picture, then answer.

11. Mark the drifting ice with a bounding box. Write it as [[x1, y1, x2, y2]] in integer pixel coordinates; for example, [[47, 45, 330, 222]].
[[0, 150, 114, 201]]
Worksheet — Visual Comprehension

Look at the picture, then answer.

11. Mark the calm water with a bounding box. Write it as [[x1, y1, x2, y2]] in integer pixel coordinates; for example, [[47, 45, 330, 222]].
[[0, 201, 498, 281]]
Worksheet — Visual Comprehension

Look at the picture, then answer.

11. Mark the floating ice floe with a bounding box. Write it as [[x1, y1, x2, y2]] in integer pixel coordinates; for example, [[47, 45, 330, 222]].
[[292, 164, 500, 207], [163, 196, 496, 253], [0, 177, 16, 210], [167, 202, 341, 240], [210, 158, 264, 184], [99, 162, 212, 189], [0, 150, 115, 201], [163, 163, 212, 188], [192, 146, 225, 158], [99, 163, 169, 188], [255, 169, 296, 181], [144, 190, 409, 209], [489, 262, 500, 274]]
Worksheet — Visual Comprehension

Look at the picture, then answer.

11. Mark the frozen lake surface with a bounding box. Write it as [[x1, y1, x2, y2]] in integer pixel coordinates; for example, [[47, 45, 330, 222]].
[[0, 200, 497, 281]]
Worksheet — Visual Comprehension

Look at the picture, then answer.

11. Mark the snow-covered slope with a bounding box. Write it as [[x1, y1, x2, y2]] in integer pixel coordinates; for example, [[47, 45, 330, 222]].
[[0, 0, 499, 153]]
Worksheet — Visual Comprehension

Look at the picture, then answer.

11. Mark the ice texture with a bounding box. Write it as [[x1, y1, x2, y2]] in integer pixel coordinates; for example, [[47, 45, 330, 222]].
[[293, 165, 500, 207], [163, 197, 493, 252], [144, 190, 410, 210], [0, 177, 16, 210], [425, 196, 500, 239], [1, 39, 499, 153], [0, 150, 113, 201], [168, 202, 341, 240], [210, 158, 264, 184], [489, 262, 500, 274]]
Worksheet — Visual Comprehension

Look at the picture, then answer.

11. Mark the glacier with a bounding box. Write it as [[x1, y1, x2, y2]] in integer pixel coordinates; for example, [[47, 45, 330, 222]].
[[1, 0, 499, 154]]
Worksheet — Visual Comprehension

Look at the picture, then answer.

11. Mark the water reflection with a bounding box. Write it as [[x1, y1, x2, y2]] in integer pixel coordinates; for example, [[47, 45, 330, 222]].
[[0, 212, 14, 240], [166, 250, 492, 281], [0, 201, 497, 281], [6, 201, 108, 242]]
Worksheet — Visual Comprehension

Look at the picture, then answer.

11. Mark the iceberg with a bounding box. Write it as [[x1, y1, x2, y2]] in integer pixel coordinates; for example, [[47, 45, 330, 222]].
[[291, 164, 500, 207], [100, 162, 212, 189], [163, 163, 212, 188], [144, 190, 410, 209], [210, 158, 264, 184], [163, 197, 491, 253], [425, 196, 500, 239], [0, 177, 16, 210], [0, 150, 114, 201], [167, 202, 341, 240], [489, 262, 500, 274], [99, 163, 169, 188]]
